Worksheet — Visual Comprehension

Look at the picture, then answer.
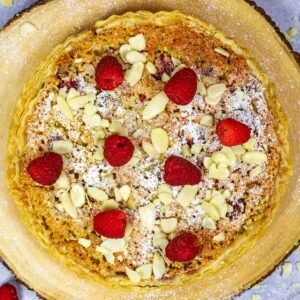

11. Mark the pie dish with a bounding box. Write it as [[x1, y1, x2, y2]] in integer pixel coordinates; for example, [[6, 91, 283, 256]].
[[0, 1, 299, 299]]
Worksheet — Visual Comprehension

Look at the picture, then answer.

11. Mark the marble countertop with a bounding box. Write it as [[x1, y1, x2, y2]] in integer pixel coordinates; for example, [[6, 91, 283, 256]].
[[0, 1, 299, 299]]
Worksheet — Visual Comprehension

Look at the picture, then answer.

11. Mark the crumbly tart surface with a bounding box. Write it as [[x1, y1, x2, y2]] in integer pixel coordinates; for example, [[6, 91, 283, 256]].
[[7, 11, 290, 286]]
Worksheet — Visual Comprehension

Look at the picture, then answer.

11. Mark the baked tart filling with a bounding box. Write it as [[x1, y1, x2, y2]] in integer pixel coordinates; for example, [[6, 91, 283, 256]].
[[7, 11, 288, 286]]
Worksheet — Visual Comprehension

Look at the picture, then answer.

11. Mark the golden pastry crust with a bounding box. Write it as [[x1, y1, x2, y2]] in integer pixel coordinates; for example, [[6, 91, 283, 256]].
[[7, 11, 290, 287]]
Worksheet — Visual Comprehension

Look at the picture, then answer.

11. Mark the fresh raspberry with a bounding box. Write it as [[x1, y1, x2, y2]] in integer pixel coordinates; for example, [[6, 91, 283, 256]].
[[164, 67, 197, 105], [0, 284, 19, 300], [104, 134, 134, 167], [93, 210, 127, 238], [216, 118, 251, 146], [27, 152, 63, 185], [164, 156, 201, 186], [165, 232, 201, 262], [95, 56, 124, 90]]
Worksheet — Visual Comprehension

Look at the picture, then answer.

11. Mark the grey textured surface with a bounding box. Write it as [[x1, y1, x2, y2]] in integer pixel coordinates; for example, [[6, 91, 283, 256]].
[[0, 1, 299, 299]]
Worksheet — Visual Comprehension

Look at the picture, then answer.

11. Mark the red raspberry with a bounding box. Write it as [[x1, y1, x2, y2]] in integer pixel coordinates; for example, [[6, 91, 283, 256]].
[[164, 156, 201, 186], [216, 118, 251, 146], [27, 152, 63, 185], [104, 134, 134, 167], [0, 284, 19, 300], [95, 56, 124, 90], [165, 232, 201, 262], [93, 210, 127, 238], [164, 67, 197, 105]]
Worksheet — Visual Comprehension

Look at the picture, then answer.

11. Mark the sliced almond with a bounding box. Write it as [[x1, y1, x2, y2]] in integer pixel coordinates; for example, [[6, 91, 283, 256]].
[[139, 203, 156, 230], [82, 113, 102, 127], [151, 128, 169, 153], [87, 187, 108, 202], [211, 152, 228, 164], [250, 166, 263, 178], [213, 232, 225, 241], [108, 121, 123, 134], [125, 62, 144, 86], [96, 246, 115, 264], [181, 144, 192, 157], [68, 93, 95, 109], [205, 190, 212, 201], [146, 61, 157, 75], [101, 200, 119, 211], [209, 163, 230, 180], [94, 130, 106, 144], [207, 83, 227, 98], [57, 95, 73, 119], [114, 187, 122, 202], [142, 141, 160, 159], [125, 51, 147, 64], [220, 147, 236, 166], [203, 157, 213, 169], [136, 264, 152, 280], [67, 88, 80, 101], [242, 151, 267, 164], [157, 184, 172, 195], [215, 111, 222, 120], [202, 216, 216, 230], [127, 199, 136, 209], [158, 193, 173, 206], [19, 22, 38, 36], [142, 91, 169, 120], [281, 262, 292, 278], [231, 145, 246, 155], [200, 115, 213, 127], [153, 253, 166, 279], [191, 144, 202, 155], [160, 218, 178, 233], [243, 138, 256, 151], [152, 236, 168, 250], [222, 189, 231, 199], [161, 73, 170, 82], [214, 47, 230, 57], [133, 128, 144, 138], [54, 171, 70, 189], [60, 192, 78, 219], [93, 147, 104, 160], [210, 194, 226, 215], [84, 103, 97, 116], [52, 140, 73, 154], [78, 238, 91, 248], [202, 201, 220, 221], [119, 44, 132, 62], [120, 185, 131, 201], [196, 80, 207, 96], [101, 238, 125, 253], [125, 267, 141, 284], [70, 183, 86, 208], [172, 64, 186, 75], [128, 33, 146, 51], [171, 57, 181, 67], [99, 119, 110, 128], [177, 185, 198, 208]]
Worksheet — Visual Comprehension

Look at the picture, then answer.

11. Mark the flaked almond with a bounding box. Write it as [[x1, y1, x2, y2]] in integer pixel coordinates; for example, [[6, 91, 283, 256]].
[[127, 199, 136, 209], [133, 128, 144, 138], [231, 145, 246, 155], [142, 91, 169, 120], [205, 83, 227, 106], [57, 95, 73, 119], [281, 262, 292, 278], [119, 44, 132, 62], [171, 57, 181, 67], [93, 147, 104, 160], [242, 151, 267, 164], [78, 238, 91, 248], [19, 22, 38, 36], [139, 203, 156, 230], [99, 119, 110, 128], [243, 138, 256, 151], [209, 163, 230, 180], [68, 93, 95, 109], [101, 238, 125, 253], [120, 185, 131, 201], [101, 200, 119, 211], [214, 47, 230, 57], [191, 144, 202, 155], [70, 183, 86, 207], [211, 152, 228, 164], [151, 128, 169, 153], [146, 61, 157, 75], [136, 264, 152, 280], [160, 218, 178, 233], [196, 80, 207, 96], [94, 130, 106, 144], [153, 253, 166, 279], [125, 62, 144, 86], [172, 64, 186, 75], [215, 111, 222, 120], [161, 73, 170, 82], [96, 246, 115, 264], [52, 140, 73, 154], [202, 216, 216, 230], [128, 33, 146, 51], [84, 103, 97, 116], [200, 115, 213, 127], [60, 191, 78, 219], [82, 113, 102, 127], [125, 267, 141, 284], [66, 88, 80, 101], [223, 189, 231, 199], [87, 187, 108, 202], [202, 201, 220, 221], [114, 187, 122, 202], [125, 51, 147, 64], [181, 144, 192, 157], [177, 185, 198, 208], [108, 121, 123, 134], [54, 171, 70, 189], [152, 236, 168, 250], [157, 184, 172, 195], [142, 141, 160, 159], [213, 232, 225, 241], [250, 166, 263, 178], [220, 147, 237, 166], [158, 193, 173, 206], [203, 157, 213, 169]]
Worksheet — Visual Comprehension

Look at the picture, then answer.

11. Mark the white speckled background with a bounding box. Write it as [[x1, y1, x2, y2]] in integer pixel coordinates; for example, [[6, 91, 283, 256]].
[[0, 1, 299, 299]]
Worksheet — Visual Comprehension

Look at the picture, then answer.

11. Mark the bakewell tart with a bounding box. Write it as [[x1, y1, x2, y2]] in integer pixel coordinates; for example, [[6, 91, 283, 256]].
[[7, 11, 290, 286]]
